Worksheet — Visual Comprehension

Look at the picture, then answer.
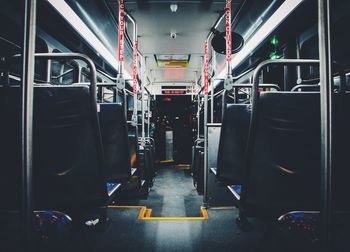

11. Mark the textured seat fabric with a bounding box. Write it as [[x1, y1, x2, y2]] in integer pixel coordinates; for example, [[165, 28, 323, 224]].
[[192, 145, 204, 194], [0, 210, 72, 251], [128, 126, 139, 169], [216, 104, 251, 185], [0, 85, 108, 216], [0, 87, 22, 210], [243, 92, 321, 216], [277, 211, 320, 245], [333, 92, 350, 211], [99, 103, 131, 183]]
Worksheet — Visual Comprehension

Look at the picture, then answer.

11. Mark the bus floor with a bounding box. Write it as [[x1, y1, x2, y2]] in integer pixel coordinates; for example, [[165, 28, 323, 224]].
[[116, 166, 204, 217], [68, 166, 275, 252], [4, 166, 350, 251]]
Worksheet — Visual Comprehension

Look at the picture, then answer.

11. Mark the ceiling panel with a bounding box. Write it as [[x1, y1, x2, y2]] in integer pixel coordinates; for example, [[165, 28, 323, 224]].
[[107, 0, 243, 85]]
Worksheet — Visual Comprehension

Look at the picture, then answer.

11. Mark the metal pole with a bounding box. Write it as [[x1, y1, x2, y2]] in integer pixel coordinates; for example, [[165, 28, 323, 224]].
[[203, 92, 208, 207], [141, 57, 146, 145], [318, 0, 333, 250], [46, 59, 51, 83], [195, 71, 200, 140], [191, 81, 194, 102], [147, 94, 151, 138], [117, 0, 125, 77], [210, 83, 214, 123], [203, 41, 209, 207], [21, 0, 36, 247], [123, 89, 128, 118], [125, 11, 139, 127], [210, 51, 216, 123]]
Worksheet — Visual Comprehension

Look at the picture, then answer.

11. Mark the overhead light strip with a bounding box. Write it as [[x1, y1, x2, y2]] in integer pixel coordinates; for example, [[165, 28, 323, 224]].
[[46, 0, 131, 80], [231, 0, 304, 69], [213, 0, 304, 88]]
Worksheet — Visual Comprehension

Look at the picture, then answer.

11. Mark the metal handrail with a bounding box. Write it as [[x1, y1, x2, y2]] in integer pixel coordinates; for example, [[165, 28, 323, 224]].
[[51, 68, 74, 79]]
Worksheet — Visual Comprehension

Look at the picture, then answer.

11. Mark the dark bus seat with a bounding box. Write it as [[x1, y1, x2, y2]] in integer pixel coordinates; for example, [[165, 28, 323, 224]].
[[128, 127, 139, 169], [145, 145, 155, 182], [98, 103, 131, 183], [138, 146, 154, 188], [191, 143, 204, 194], [216, 103, 251, 185], [242, 92, 321, 217], [333, 92, 350, 211], [0, 85, 108, 218]]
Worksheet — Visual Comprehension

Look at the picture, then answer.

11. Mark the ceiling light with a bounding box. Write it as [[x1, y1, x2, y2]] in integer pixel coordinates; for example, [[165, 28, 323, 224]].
[[231, 0, 304, 69], [46, 0, 132, 81], [170, 4, 178, 13], [213, 0, 304, 88]]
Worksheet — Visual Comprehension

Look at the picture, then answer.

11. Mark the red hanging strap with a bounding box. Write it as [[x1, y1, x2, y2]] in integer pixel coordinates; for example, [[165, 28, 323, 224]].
[[225, 0, 232, 61], [118, 0, 125, 62], [133, 41, 138, 95], [204, 40, 209, 95]]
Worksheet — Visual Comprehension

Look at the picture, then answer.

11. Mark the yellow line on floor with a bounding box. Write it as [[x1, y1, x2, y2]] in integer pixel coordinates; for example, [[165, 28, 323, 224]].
[[108, 205, 145, 209], [159, 160, 174, 164], [108, 205, 209, 221], [208, 206, 236, 210]]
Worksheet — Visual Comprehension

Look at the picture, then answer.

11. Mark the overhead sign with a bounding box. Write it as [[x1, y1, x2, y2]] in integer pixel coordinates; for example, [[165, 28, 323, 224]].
[[118, 0, 125, 62], [155, 54, 190, 68], [162, 90, 187, 95], [204, 40, 209, 95], [226, 0, 232, 61], [133, 40, 138, 94]]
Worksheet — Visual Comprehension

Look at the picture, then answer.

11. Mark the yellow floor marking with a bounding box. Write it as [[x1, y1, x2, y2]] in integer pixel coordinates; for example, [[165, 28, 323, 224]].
[[138, 207, 148, 219], [159, 160, 175, 164], [145, 209, 152, 218], [108, 205, 145, 209], [208, 206, 236, 210], [108, 205, 208, 221]]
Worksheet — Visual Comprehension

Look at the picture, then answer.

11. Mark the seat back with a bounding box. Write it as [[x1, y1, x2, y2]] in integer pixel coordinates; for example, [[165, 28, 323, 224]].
[[128, 125, 139, 169], [216, 103, 251, 184], [191, 144, 204, 194], [0, 87, 22, 209], [99, 103, 131, 183], [333, 92, 350, 211], [0, 85, 108, 215], [244, 92, 321, 214]]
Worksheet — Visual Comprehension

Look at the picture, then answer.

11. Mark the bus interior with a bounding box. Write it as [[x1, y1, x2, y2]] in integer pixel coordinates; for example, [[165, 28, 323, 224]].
[[0, 0, 350, 251]]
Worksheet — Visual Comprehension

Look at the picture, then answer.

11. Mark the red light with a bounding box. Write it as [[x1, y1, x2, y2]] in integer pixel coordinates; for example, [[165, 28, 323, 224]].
[[162, 90, 186, 95]]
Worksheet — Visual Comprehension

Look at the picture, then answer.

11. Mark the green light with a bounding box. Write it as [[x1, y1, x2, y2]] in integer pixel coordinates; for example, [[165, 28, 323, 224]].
[[269, 51, 282, 60], [271, 35, 279, 46]]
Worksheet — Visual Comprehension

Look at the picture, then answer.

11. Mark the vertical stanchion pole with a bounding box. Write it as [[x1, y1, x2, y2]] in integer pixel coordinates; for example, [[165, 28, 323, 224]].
[[191, 81, 194, 102], [195, 71, 200, 140], [203, 40, 209, 207], [141, 57, 146, 145], [126, 11, 139, 126], [118, 0, 125, 76], [147, 92, 151, 138], [318, 0, 333, 250], [225, 0, 232, 74], [133, 40, 138, 125], [124, 89, 127, 118], [21, 0, 36, 248], [211, 50, 216, 123]]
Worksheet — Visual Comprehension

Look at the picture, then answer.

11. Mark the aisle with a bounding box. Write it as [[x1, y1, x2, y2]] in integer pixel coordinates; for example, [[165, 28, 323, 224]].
[[64, 166, 271, 252], [119, 166, 203, 217]]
